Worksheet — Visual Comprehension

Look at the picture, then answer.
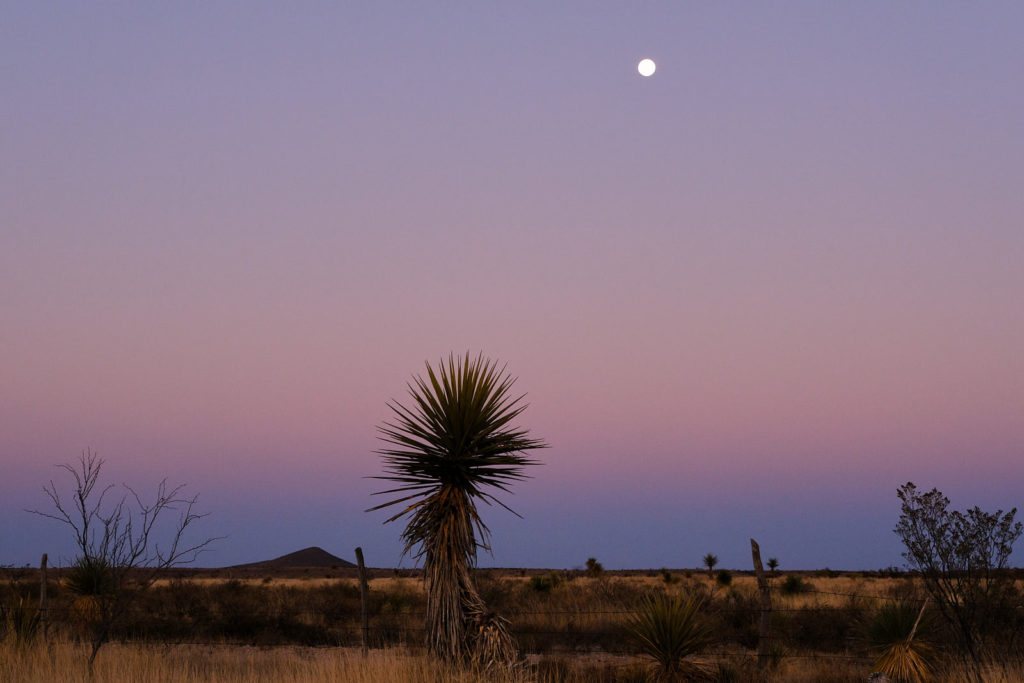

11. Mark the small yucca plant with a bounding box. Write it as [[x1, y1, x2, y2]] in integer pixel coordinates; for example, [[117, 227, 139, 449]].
[[64, 556, 115, 597], [628, 594, 715, 682], [863, 600, 935, 683], [64, 556, 116, 630]]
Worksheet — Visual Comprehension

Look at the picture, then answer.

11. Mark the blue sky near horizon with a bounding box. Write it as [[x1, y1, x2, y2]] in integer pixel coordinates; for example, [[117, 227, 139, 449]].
[[2, 3, 1023, 570]]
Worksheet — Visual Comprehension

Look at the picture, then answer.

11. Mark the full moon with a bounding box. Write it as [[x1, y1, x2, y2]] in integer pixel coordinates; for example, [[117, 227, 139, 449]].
[[637, 58, 656, 77]]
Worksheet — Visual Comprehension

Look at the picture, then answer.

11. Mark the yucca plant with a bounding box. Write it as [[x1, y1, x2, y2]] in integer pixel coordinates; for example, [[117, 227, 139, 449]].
[[628, 594, 715, 682], [64, 556, 116, 597], [862, 600, 935, 683], [64, 556, 116, 633], [369, 352, 547, 664]]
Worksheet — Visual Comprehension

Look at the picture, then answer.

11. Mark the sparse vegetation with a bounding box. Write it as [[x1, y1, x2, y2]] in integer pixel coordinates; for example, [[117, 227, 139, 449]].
[[6, 444, 1020, 682], [4, 570, 1024, 681]]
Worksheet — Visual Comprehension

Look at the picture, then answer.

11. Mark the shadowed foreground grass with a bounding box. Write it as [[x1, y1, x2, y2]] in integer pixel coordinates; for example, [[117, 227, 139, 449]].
[[0, 641, 539, 683], [5, 640, 1024, 683]]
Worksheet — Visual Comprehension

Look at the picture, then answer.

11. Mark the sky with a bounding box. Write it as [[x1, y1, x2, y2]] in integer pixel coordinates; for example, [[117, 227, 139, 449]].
[[2, 3, 1022, 571]]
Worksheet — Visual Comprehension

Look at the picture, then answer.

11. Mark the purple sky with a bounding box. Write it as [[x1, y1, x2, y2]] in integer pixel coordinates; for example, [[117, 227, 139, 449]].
[[3, 3, 1022, 570]]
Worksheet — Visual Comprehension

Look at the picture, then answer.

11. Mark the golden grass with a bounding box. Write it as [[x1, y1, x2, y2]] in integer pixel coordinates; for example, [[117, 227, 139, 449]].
[[0, 641, 535, 683], [156, 572, 932, 606], [153, 577, 356, 589], [8, 573, 1023, 682], [4, 638, 1024, 682]]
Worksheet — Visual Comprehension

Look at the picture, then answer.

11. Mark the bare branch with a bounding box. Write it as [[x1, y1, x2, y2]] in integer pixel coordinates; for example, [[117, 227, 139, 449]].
[[27, 450, 220, 671]]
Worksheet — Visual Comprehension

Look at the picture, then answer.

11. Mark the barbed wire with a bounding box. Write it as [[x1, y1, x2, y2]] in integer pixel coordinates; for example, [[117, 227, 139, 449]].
[[804, 588, 927, 602], [4, 601, 920, 621]]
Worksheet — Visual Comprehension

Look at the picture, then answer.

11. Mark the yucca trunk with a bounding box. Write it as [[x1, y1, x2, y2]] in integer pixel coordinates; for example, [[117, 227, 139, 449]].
[[419, 487, 517, 665], [420, 486, 481, 659]]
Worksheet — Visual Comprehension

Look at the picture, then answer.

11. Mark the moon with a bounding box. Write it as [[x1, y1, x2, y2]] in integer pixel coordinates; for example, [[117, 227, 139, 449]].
[[637, 58, 656, 77]]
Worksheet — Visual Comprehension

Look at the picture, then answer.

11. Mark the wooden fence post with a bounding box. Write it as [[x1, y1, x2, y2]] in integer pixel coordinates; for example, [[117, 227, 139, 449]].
[[750, 538, 772, 667], [355, 547, 369, 656], [39, 553, 49, 642]]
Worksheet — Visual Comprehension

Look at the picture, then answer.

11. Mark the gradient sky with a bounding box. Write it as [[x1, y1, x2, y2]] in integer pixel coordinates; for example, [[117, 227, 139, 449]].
[[3, 3, 1022, 571]]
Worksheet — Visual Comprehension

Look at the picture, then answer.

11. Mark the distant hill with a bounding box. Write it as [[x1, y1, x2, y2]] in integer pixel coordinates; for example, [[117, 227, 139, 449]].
[[233, 546, 356, 569]]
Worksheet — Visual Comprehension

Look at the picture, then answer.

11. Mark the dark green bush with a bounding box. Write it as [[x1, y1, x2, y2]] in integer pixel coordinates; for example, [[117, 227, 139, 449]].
[[780, 575, 811, 596], [774, 604, 863, 652], [711, 588, 760, 649], [529, 572, 563, 593]]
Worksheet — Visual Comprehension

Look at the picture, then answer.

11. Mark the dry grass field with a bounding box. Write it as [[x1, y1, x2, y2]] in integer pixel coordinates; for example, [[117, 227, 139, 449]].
[[4, 638, 1023, 683], [0, 641, 538, 683], [4, 569, 1024, 682]]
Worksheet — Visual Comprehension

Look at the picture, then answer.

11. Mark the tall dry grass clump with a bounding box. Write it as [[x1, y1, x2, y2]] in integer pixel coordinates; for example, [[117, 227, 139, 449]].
[[4, 596, 41, 648]]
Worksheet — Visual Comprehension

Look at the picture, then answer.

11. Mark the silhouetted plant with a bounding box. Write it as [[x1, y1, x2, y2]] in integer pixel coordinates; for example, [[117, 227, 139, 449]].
[[64, 556, 116, 597], [716, 570, 733, 587], [702, 554, 718, 578], [780, 575, 810, 596], [767, 558, 779, 574], [64, 556, 116, 636], [30, 451, 217, 673], [369, 352, 547, 664], [894, 482, 1023, 678], [529, 572, 562, 594], [585, 558, 604, 578], [628, 594, 714, 681]]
